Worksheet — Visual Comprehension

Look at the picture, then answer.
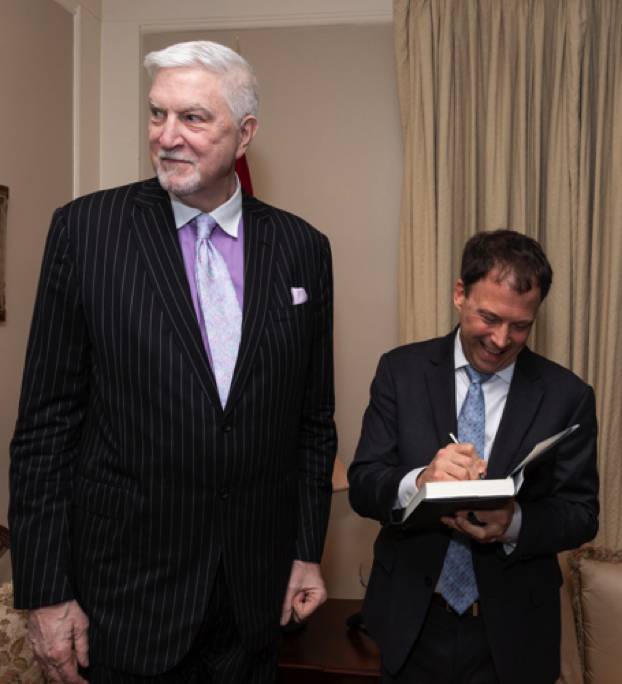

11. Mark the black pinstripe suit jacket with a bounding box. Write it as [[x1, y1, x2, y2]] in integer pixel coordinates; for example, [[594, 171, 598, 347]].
[[9, 178, 337, 675]]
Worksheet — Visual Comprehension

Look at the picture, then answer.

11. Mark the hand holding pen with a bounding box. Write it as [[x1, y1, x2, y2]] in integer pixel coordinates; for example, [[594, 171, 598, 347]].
[[415, 433, 487, 489], [448, 432, 486, 481]]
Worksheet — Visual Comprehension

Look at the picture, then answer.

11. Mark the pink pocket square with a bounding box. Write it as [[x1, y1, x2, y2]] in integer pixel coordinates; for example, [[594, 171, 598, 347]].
[[291, 287, 308, 305]]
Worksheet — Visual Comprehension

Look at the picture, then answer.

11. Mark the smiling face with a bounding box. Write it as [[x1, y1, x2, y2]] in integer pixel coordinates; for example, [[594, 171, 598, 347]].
[[148, 67, 258, 212], [454, 270, 542, 374]]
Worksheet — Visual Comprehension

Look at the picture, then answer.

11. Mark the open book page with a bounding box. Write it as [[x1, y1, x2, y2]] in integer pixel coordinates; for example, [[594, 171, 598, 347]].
[[402, 424, 580, 526], [509, 425, 579, 480]]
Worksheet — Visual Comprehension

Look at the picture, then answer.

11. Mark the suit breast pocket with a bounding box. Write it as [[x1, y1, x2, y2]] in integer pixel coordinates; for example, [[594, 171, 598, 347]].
[[257, 302, 314, 394], [271, 302, 311, 321], [265, 303, 312, 358]]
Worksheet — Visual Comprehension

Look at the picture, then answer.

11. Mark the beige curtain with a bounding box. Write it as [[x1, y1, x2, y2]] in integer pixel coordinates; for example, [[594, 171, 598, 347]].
[[394, 0, 622, 548]]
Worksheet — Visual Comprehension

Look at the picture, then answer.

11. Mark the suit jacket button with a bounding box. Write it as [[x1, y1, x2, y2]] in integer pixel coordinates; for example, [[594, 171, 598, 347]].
[[221, 422, 232, 433], [220, 489, 230, 499], [424, 576, 432, 587]]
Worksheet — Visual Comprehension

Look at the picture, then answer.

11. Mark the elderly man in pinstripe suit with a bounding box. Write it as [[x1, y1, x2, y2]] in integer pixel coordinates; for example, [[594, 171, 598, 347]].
[[9, 41, 337, 684]]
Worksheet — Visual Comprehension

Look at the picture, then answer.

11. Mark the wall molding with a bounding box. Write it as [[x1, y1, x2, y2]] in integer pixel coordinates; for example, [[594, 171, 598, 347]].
[[53, 0, 101, 20], [51, 1, 83, 196], [139, 9, 392, 34], [53, 0, 79, 14], [73, 6, 81, 197], [51, 1, 101, 196]]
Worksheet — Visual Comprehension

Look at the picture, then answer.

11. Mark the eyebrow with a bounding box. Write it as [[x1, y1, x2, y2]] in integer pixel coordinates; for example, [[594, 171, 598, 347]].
[[477, 307, 534, 326], [148, 100, 211, 116]]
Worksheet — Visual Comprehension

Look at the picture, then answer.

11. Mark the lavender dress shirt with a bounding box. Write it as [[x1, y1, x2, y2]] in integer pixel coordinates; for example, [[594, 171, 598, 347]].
[[169, 178, 244, 370]]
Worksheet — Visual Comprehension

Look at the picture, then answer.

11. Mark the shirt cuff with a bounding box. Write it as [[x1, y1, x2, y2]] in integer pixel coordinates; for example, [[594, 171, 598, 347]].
[[395, 467, 427, 509]]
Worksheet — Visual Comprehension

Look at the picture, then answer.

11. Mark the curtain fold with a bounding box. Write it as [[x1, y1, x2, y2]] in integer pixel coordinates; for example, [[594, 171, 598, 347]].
[[394, 0, 622, 547]]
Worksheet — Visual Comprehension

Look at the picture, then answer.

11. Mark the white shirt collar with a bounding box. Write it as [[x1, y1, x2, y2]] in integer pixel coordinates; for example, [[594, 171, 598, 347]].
[[169, 174, 242, 237], [454, 329, 515, 385]]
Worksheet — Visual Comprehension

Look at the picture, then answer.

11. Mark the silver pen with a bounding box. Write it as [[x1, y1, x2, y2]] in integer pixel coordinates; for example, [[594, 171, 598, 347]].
[[448, 432, 485, 480]]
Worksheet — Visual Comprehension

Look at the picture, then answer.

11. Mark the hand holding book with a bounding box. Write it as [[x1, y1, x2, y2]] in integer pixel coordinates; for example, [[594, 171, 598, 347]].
[[442, 497, 515, 544], [402, 425, 579, 528]]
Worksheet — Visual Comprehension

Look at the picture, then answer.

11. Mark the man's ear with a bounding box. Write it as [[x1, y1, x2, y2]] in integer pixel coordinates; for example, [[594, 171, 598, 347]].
[[453, 279, 466, 313], [235, 116, 258, 159]]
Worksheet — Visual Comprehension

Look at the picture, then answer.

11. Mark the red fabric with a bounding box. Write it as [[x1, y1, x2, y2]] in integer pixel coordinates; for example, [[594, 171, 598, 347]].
[[235, 155, 254, 196]]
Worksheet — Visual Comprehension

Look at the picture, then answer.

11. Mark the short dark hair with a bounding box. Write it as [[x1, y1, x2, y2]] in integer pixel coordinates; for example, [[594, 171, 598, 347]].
[[461, 229, 553, 301]]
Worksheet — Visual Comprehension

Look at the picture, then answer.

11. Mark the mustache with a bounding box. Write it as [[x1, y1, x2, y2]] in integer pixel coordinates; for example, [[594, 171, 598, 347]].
[[157, 151, 197, 165]]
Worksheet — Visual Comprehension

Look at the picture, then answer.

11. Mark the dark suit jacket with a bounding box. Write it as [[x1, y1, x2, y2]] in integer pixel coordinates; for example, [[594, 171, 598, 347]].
[[9, 178, 337, 675], [349, 330, 598, 684]]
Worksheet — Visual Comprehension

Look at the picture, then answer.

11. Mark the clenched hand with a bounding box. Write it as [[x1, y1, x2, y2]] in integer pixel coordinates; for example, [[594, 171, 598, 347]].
[[280, 560, 327, 625]]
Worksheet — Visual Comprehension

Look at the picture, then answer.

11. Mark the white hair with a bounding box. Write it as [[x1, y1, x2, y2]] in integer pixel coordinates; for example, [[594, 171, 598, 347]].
[[144, 40, 259, 125]]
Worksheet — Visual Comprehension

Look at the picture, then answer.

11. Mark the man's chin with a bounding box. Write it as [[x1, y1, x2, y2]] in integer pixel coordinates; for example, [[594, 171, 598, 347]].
[[157, 172, 199, 197], [474, 346, 514, 373]]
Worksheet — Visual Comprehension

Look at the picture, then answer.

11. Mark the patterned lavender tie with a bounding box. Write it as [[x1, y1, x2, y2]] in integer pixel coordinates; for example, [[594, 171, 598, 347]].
[[194, 214, 242, 407], [438, 364, 494, 614]]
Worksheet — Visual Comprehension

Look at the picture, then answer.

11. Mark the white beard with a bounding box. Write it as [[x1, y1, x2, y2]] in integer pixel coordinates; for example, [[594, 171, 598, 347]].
[[156, 153, 201, 196]]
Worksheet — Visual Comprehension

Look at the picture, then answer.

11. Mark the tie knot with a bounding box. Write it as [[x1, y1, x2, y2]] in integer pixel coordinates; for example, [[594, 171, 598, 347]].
[[196, 214, 218, 240], [465, 364, 494, 386]]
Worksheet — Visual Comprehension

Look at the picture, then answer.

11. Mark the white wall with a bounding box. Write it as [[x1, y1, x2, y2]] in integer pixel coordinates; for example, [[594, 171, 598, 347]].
[[100, 0, 399, 599], [2, 1, 403, 601], [100, 0, 393, 188], [140, 25, 402, 598], [0, 0, 401, 601], [103, 0, 399, 599], [0, 0, 75, 525]]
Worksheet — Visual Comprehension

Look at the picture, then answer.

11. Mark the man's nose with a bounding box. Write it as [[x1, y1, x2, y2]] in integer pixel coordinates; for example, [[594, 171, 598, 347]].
[[491, 325, 511, 349], [159, 118, 183, 149]]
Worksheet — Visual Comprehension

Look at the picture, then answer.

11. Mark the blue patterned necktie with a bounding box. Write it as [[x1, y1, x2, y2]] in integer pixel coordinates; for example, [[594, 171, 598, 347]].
[[194, 214, 242, 407], [438, 364, 494, 614]]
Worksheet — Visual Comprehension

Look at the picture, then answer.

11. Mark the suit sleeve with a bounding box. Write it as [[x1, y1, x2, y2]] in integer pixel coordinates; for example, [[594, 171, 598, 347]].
[[510, 384, 599, 560], [294, 235, 338, 562], [9, 208, 90, 609], [348, 354, 413, 526]]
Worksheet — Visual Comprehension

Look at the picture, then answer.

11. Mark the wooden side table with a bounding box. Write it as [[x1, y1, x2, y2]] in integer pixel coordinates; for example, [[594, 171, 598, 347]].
[[277, 599, 381, 684]]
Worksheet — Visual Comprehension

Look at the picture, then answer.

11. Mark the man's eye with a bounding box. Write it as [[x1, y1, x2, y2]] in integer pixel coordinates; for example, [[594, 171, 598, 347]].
[[186, 114, 201, 122], [150, 110, 164, 119]]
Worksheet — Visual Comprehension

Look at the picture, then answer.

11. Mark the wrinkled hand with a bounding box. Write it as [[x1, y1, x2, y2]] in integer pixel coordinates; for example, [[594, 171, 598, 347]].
[[280, 560, 327, 626], [416, 442, 486, 488], [28, 600, 89, 684], [442, 498, 515, 544]]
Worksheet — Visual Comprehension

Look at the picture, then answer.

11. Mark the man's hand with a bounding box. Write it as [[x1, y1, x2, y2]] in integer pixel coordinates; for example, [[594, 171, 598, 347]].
[[416, 442, 486, 488], [280, 560, 327, 626], [442, 498, 515, 544], [28, 600, 89, 684]]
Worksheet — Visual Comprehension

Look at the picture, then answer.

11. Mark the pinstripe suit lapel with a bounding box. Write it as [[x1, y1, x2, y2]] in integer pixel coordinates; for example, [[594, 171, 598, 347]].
[[130, 178, 223, 412], [224, 193, 277, 417]]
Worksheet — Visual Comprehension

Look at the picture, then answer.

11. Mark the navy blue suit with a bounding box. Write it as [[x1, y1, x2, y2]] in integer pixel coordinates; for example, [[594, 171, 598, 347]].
[[349, 330, 598, 684]]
